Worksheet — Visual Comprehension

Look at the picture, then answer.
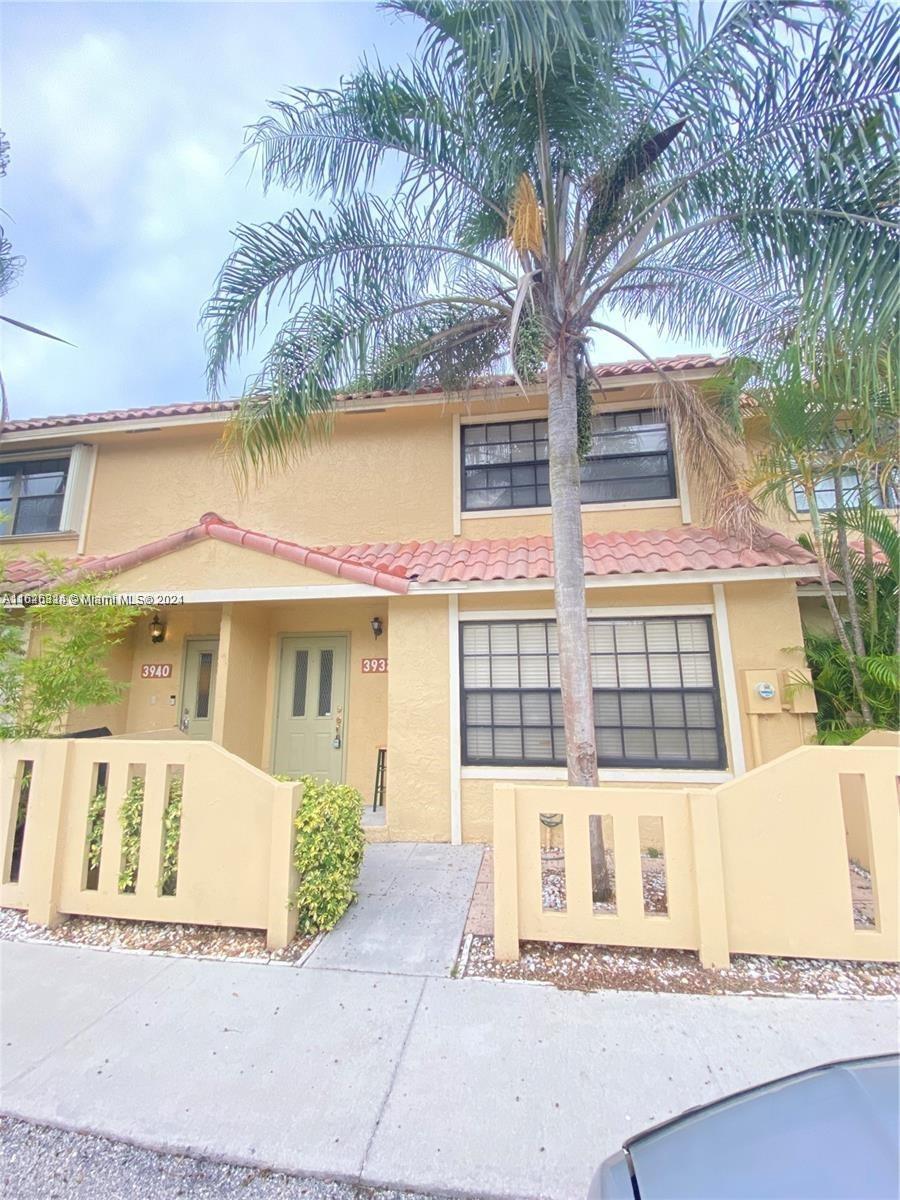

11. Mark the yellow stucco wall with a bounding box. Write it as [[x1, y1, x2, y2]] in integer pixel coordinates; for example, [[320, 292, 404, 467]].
[[723, 579, 816, 766], [386, 594, 452, 841], [107, 537, 370, 592], [214, 603, 270, 767], [7, 380, 728, 563]]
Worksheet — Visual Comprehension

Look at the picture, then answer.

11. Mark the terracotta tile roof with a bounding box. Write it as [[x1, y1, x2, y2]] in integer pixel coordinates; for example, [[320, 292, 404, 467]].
[[3, 512, 815, 596], [320, 526, 817, 584], [2, 355, 729, 434], [2, 513, 411, 595]]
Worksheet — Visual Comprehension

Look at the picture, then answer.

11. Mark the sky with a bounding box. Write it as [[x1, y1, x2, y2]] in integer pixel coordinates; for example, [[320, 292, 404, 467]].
[[1, 0, 717, 421]]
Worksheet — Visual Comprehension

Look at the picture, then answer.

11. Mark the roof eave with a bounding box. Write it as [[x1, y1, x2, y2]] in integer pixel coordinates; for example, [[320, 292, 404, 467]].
[[407, 563, 817, 593], [1, 361, 730, 442]]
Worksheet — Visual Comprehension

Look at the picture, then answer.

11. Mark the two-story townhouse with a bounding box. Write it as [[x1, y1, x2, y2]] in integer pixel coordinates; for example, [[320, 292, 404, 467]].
[[1, 354, 824, 843]]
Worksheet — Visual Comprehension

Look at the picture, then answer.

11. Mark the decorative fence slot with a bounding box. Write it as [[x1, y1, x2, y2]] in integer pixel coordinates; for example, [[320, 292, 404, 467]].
[[119, 765, 146, 894], [4, 759, 32, 885], [840, 772, 879, 931], [82, 762, 108, 891], [159, 766, 184, 897], [639, 815, 667, 916], [540, 813, 566, 912]]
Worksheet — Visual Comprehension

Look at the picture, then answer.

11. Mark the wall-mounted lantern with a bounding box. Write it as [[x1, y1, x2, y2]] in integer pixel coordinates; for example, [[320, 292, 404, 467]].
[[149, 612, 166, 644], [370, 615, 384, 640]]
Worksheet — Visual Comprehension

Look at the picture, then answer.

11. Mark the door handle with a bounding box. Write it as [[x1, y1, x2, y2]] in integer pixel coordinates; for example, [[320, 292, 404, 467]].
[[180, 708, 191, 732]]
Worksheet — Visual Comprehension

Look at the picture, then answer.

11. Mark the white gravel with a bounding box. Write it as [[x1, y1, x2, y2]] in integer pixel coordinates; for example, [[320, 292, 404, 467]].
[[0, 907, 314, 965], [0, 1118, 462, 1200]]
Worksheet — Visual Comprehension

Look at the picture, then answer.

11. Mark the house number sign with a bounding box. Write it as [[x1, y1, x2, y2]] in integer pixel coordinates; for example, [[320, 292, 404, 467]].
[[361, 658, 388, 673], [141, 663, 173, 679]]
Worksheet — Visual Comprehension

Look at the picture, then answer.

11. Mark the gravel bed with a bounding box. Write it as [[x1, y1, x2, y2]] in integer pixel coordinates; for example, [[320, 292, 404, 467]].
[[0, 908, 314, 964], [541, 848, 668, 915], [0, 1117, 458, 1200], [462, 936, 900, 998]]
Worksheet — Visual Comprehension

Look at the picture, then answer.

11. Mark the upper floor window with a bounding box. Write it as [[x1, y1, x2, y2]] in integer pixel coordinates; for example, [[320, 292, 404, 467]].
[[0, 457, 69, 536], [461, 409, 675, 512], [461, 616, 725, 770], [793, 469, 898, 513]]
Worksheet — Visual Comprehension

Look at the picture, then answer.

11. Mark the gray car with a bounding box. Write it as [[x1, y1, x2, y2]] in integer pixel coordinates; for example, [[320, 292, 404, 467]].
[[590, 1054, 899, 1200]]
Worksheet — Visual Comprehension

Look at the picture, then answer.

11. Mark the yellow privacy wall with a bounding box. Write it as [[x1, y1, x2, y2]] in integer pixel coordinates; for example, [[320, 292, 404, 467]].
[[492, 741, 899, 966], [1, 738, 301, 949]]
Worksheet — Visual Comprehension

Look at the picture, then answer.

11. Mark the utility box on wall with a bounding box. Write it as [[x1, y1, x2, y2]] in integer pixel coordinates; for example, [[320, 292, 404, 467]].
[[742, 670, 782, 714]]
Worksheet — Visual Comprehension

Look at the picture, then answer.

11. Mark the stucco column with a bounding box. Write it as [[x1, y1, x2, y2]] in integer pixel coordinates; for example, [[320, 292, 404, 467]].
[[213, 603, 271, 768], [386, 595, 452, 841]]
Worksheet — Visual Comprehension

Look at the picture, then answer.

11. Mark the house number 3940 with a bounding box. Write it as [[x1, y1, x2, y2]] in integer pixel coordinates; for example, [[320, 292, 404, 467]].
[[141, 663, 173, 679], [361, 658, 388, 673]]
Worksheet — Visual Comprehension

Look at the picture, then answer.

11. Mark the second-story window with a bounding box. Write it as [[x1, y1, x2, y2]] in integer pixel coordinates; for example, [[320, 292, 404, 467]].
[[793, 469, 898, 513], [461, 409, 676, 511], [0, 458, 69, 536]]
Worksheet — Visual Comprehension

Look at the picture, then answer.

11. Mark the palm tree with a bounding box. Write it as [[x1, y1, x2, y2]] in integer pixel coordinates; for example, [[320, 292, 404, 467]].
[[799, 506, 899, 741], [743, 341, 898, 727], [204, 1, 898, 841]]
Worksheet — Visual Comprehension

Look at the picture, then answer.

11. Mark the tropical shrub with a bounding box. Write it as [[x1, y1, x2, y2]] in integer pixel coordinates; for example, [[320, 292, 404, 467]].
[[0, 557, 139, 739], [159, 774, 184, 895], [118, 775, 145, 893], [284, 776, 364, 934]]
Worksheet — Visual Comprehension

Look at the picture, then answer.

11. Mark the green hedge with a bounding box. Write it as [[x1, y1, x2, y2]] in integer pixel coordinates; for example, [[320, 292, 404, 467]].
[[277, 776, 365, 934]]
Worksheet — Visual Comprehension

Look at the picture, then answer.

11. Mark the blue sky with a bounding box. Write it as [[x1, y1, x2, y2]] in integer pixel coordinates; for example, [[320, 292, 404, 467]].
[[2, 1, 715, 421]]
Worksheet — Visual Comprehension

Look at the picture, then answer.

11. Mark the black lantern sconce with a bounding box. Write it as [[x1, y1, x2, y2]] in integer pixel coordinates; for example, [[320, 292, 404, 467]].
[[370, 616, 384, 640], [149, 612, 166, 644]]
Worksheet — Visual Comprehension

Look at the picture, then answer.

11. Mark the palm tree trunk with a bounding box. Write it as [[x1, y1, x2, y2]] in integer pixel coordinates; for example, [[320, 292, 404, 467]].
[[832, 474, 866, 657], [806, 488, 874, 724], [546, 341, 609, 901]]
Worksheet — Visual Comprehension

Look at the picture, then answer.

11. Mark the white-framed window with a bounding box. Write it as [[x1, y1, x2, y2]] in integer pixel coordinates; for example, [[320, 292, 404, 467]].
[[460, 408, 676, 512], [460, 615, 726, 770], [793, 469, 898, 513], [0, 445, 95, 539]]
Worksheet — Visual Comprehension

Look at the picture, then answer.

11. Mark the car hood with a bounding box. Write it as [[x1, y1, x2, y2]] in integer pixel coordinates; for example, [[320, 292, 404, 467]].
[[621, 1055, 899, 1200]]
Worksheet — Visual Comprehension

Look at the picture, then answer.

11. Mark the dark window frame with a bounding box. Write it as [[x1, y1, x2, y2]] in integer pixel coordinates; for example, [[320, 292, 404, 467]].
[[459, 616, 727, 771], [0, 456, 70, 536], [460, 409, 677, 513]]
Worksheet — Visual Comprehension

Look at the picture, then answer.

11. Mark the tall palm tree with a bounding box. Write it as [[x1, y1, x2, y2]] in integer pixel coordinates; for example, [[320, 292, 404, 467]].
[[205, 1, 898, 808]]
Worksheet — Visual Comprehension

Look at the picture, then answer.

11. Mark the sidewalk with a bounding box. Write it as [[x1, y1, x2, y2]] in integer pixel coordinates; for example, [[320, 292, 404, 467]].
[[3, 940, 896, 1200]]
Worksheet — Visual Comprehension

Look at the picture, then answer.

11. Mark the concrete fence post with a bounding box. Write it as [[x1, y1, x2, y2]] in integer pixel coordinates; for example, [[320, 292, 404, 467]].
[[25, 739, 74, 929], [266, 779, 302, 950], [493, 783, 521, 961], [688, 789, 731, 969]]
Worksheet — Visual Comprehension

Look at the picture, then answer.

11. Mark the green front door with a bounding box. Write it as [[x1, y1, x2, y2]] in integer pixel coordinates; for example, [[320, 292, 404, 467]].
[[180, 639, 218, 739], [273, 636, 347, 782]]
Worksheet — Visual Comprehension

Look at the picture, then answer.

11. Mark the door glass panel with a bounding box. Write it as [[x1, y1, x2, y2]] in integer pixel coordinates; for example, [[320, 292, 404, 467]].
[[317, 649, 334, 716], [195, 652, 213, 719], [292, 650, 309, 717]]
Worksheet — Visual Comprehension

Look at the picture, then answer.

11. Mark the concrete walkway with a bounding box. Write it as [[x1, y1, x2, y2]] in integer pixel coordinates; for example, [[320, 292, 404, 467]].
[[3, 937, 897, 1200], [306, 842, 483, 976]]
